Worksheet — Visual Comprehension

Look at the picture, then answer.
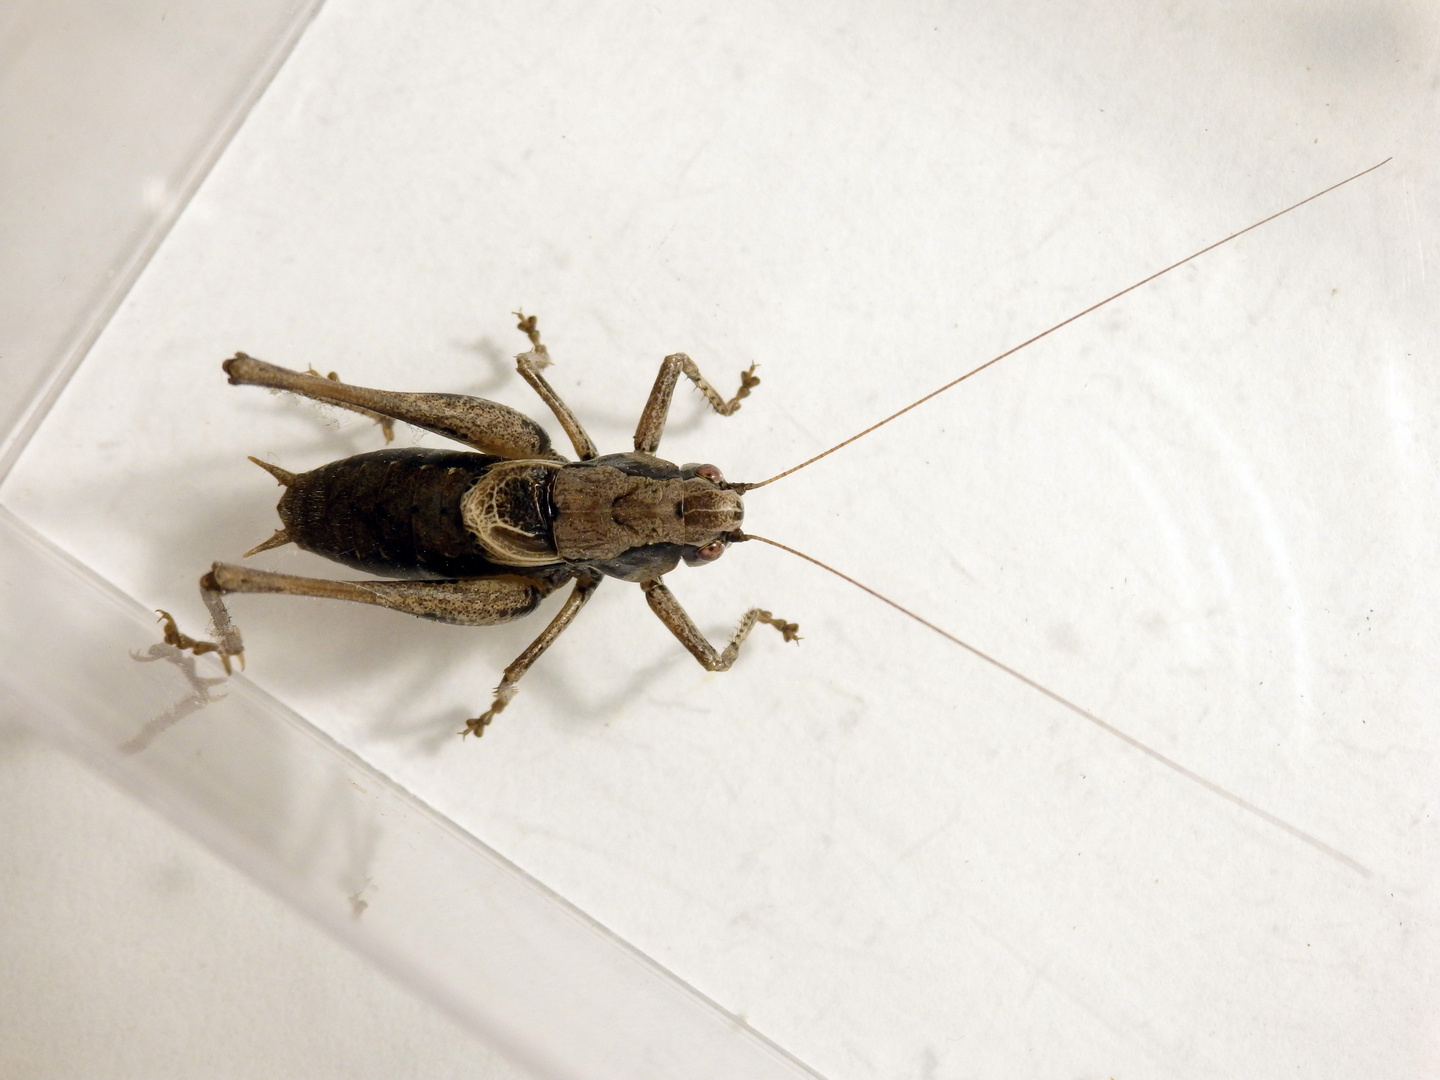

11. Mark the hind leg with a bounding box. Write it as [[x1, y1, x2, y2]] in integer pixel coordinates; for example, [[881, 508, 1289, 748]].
[[157, 566, 247, 673], [223, 353, 564, 461], [159, 564, 587, 733], [162, 565, 552, 668], [303, 366, 396, 443]]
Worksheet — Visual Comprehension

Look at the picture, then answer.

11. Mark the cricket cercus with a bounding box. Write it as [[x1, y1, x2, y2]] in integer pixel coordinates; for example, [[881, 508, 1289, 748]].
[[160, 161, 1388, 751]]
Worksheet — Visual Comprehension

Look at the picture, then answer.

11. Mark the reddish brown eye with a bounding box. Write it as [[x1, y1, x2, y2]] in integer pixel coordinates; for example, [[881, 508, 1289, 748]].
[[696, 464, 724, 483], [696, 540, 726, 560]]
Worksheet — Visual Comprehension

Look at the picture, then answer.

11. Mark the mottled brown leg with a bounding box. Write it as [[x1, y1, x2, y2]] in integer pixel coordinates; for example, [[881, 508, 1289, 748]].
[[511, 312, 599, 460], [639, 579, 798, 672], [157, 610, 238, 673], [304, 367, 396, 443], [159, 564, 558, 675], [158, 566, 247, 673], [463, 573, 602, 738], [223, 354, 564, 461], [633, 353, 759, 454], [204, 562, 554, 622]]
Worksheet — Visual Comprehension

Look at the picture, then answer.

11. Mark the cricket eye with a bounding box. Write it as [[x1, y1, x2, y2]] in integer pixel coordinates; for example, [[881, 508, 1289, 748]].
[[695, 540, 726, 561], [696, 464, 724, 483]]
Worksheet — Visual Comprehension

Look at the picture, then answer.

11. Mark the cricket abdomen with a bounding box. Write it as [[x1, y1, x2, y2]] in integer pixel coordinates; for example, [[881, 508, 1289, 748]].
[[277, 448, 535, 579]]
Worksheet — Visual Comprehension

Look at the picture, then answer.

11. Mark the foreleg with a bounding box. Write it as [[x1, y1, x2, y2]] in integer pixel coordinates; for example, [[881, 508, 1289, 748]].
[[640, 579, 798, 672], [633, 353, 759, 454], [224, 354, 564, 461]]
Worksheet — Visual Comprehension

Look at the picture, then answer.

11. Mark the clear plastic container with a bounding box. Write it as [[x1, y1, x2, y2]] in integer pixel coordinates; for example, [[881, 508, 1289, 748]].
[[3, 3, 1436, 1078]]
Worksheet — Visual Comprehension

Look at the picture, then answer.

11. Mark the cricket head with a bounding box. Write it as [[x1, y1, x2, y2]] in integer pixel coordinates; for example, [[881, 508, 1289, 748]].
[[680, 462, 744, 566]]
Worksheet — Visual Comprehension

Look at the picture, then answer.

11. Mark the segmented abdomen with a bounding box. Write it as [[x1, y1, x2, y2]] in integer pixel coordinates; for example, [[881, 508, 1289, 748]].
[[278, 448, 522, 578]]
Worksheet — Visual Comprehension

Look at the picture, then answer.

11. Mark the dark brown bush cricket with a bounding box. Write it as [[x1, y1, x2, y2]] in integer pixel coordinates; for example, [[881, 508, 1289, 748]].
[[159, 313, 797, 736], [160, 161, 1386, 752]]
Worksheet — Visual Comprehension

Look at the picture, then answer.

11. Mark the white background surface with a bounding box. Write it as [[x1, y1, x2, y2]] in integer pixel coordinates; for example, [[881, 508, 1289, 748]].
[[4, 1, 1438, 1076], [0, 728, 523, 1079]]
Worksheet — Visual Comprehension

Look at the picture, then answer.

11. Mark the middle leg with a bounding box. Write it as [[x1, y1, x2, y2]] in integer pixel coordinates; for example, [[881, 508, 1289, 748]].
[[462, 572, 602, 737], [511, 312, 599, 460]]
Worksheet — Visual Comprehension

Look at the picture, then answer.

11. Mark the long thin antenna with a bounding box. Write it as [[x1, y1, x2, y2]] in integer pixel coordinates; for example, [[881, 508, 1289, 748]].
[[737, 158, 1391, 492], [739, 531, 1370, 876]]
